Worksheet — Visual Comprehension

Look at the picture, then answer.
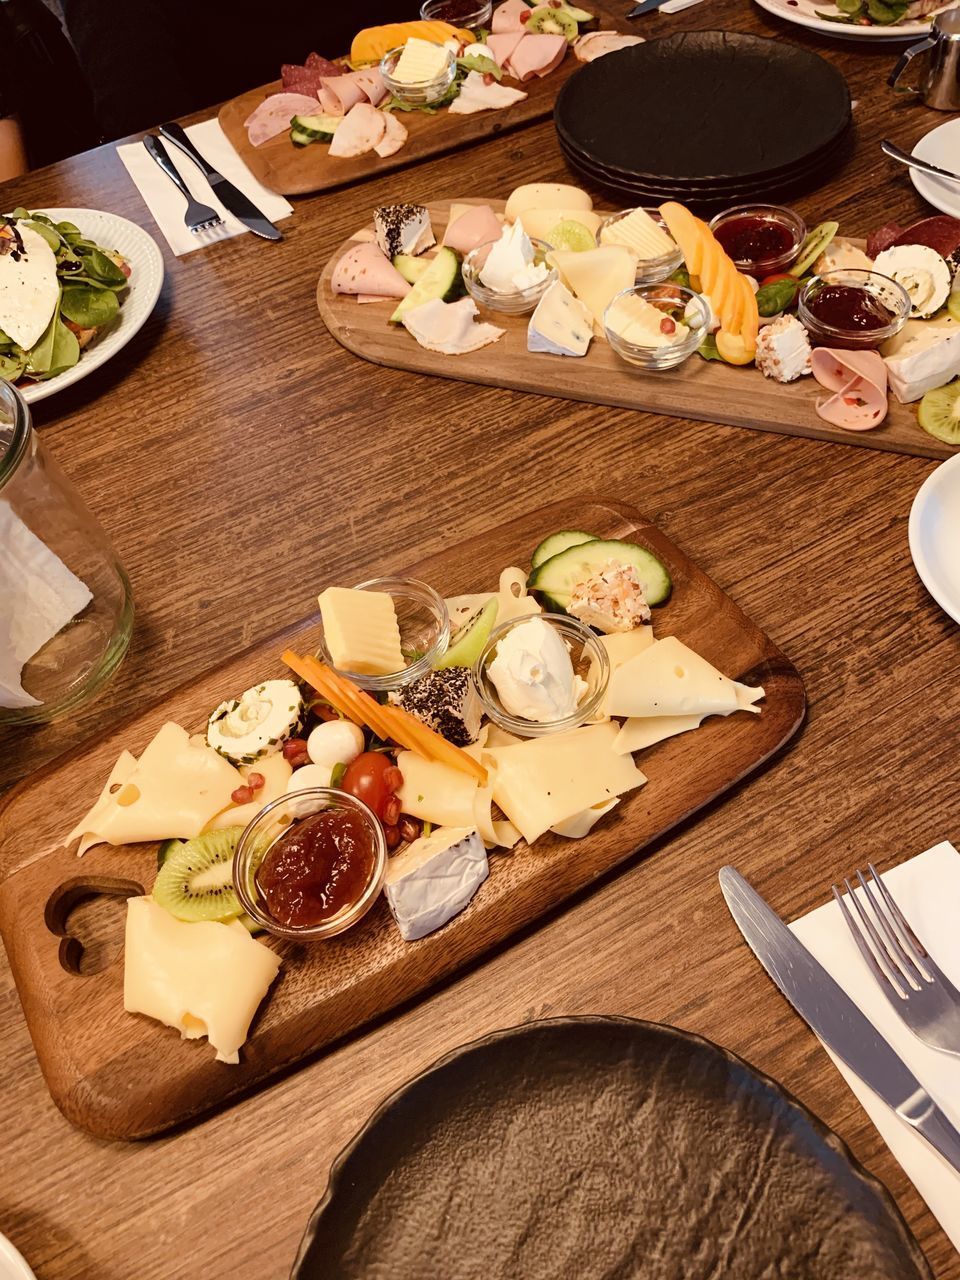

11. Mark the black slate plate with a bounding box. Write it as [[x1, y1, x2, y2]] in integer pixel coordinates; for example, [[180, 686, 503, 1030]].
[[554, 32, 851, 184], [292, 1017, 931, 1280]]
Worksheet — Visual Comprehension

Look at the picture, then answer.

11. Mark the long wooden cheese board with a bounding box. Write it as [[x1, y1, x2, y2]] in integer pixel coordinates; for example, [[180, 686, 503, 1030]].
[[317, 200, 956, 460], [0, 498, 805, 1140]]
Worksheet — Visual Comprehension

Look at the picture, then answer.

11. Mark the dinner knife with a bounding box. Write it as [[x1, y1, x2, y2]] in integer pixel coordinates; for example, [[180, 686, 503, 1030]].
[[881, 138, 960, 187], [626, 0, 673, 15], [719, 866, 960, 1174], [157, 122, 282, 241]]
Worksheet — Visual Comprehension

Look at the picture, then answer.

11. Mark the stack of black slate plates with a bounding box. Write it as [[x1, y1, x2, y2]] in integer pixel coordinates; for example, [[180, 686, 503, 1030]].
[[554, 31, 853, 209]]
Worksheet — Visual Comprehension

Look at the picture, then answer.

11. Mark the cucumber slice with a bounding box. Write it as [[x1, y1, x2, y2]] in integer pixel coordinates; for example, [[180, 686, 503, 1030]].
[[292, 113, 340, 140], [789, 221, 839, 278], [528, 538, 672, 612], [918, 377, 960, 444], [390, 247, 465, 323], [433, 596, 499, 670], [530, 529, 595, 569], [393, 253, 432, 284]]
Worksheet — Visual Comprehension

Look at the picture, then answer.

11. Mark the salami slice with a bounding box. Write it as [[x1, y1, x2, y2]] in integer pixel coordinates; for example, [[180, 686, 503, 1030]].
[[331, 242, 410, 298], [306, 52, 343, 76], [866, 223, 903, 260], [281, 64, 323, 94], [244, 92, 329, 146], [892, 215, 960, 258]]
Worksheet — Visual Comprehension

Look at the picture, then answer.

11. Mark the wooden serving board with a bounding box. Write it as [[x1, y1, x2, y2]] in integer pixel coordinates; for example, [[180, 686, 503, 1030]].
[[317, 201, 956, 460], [0, 498, 805, 1140]]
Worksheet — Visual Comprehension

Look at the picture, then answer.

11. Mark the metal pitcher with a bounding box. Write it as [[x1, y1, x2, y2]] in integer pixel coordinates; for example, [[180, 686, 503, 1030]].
[[889, 8, 960, 110]]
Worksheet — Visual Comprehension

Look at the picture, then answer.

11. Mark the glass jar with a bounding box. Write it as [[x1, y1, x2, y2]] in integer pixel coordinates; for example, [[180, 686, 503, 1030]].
[[0, 381, 133, 724]]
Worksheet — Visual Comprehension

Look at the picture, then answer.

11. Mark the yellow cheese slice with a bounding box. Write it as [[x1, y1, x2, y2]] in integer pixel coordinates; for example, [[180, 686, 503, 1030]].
[[495, 566, 541, 626], [549, 247, 636, 335], [123, 897, 281, 1064], [397, 750, 480, 827], [486, 721, 645, 845], [551, 797, 619, 838], [392, 36, 449, 84], [65, 749, 138, 853], [600, 208, 675, 260], [519, 208, 602, 241], [318, 586, 405, 677], [613, 714, 706, 755], [589, 628, 655, 718], [606, 636, 765, 720], [504, 184, 593, 221], [204, 751, 293, 832]]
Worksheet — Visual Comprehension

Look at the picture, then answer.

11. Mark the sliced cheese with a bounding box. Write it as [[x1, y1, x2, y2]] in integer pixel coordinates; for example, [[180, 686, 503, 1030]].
[[383, 826, 488, 941], [549, 246, 636, 335], [505, 183, 593, 221], [606, 636, 765, 720], [397, 749, 480, 827], [600, 208, 675, 260], [613, 714, 706, 755], [66, 723, 242, 851], [495, 566, 541, 625], [204, 751, 293, 832], [589, 626, 656, 719], [392, 36, 450, 85], [486, 721, 646, 845], [551, 798, 619, 838], [318, 586, 405, 676], [66, 749, 138, 853], [123, 896, 281, 1064]]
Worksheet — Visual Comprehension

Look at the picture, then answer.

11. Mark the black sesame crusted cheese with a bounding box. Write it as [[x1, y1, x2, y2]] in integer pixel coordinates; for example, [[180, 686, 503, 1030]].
[[390, 667, 481, 748], [374, 204, 432, 259]]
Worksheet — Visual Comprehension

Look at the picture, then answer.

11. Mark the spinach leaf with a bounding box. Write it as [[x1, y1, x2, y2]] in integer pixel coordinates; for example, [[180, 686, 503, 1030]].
[[0, 351, 26, 383], [669, 266, 691, 289], [40, 321, 81, 378], [60, 283, 120, 329], [866, 0, 907, 21], [457, 53, 502, 79], [22, 219, 62, 252], [83, 248, 127, 286], [755, 277, 800, 317], [698, 335, 725, 362]]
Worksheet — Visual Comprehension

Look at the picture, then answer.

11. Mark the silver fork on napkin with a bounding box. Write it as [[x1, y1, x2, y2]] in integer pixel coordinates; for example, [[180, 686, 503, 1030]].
[[833, 864, 960, 1057], [142, 135, 223, 235]]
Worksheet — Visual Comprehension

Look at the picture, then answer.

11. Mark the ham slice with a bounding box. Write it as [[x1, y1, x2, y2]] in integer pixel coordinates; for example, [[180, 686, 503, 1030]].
[[574, 32, 645, 62], [492, 0, 533, 32], [506, 32, 567, 81], [811, 348, 889, 431], [328, 101, 387, 157], [401, 297, 504, 355], [332, 243, 410, 299], [374, 111, 408, 158], [449, 70, 528, 113], [317, 84, 343, 115], [352, 67, 388, 106], [487, 29, 526, 68], [321, 74, 367, 115], [244, 93, 329, 146], [442, 204, 503, 254]]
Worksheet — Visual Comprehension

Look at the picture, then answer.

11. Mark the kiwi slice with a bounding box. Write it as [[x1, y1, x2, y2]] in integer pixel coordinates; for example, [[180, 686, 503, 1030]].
[[545, 220, 596, 252], [789, 221, 839, 278], [152, 826, 245, 923], [947, 291, 960, 323], [527, 5, 579, 40], [918, 378, 960, 444], [433, 596, 499, 669], [157, 837, 184, 869]]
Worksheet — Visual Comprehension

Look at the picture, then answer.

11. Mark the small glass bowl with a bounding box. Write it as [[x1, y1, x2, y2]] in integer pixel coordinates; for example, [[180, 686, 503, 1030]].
[[380, 43, 457, 107], [597, 209, 684, 284], [472, 613, 610, 738], [420, 0, 493, 25], [316, 576, 450, 693], [462, 236, 557, 315], [798, 269, 911, 352], [708, 203, 806, 277], [603, 284, 709, 372], [233, 789, 388, 941]]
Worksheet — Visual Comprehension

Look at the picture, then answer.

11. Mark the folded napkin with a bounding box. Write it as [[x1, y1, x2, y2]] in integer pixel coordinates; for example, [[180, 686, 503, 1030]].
[[117, 119, 293, 256], [791, 841, 960, 1252]]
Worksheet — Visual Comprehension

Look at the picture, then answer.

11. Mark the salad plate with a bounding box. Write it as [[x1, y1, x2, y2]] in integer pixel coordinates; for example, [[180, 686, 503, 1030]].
[[909, 118, 960, 220], [753, 0, 956, 40], [12, 209, 164, 405], [293, 1018, 931, 1280], [0, 1235, 34, 1280], [909, 451, 960, 623]]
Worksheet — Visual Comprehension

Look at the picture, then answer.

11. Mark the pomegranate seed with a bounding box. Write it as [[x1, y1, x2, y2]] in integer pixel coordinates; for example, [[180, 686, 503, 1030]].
[[247, 772, 265, 793], [483, 72, 494, 85], [384, 766, 404, 793], [282, 737, 308, 762], [660, 317, 676, 335], [398, 816, 422, 844], [383, 795, 402, 826], [384, 824, 401, 850], [231, 785, 253, 805]]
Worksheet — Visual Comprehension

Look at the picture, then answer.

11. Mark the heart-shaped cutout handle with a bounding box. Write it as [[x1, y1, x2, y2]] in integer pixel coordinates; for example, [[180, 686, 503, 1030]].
[[45, 876, 144, 976]]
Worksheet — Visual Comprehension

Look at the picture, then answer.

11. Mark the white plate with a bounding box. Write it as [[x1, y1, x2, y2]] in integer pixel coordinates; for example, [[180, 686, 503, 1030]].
[[0, 1234, 35, 1280], [909, 451, 960, 623], [910, 117, 960, 217], [753, 0, 954, 40], [14, 208, 164, 405]]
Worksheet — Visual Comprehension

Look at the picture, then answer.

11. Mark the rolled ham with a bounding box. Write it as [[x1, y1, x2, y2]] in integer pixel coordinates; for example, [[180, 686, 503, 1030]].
[[506, 32, 568, 81], [487, 30, 526, 70], [374, 111, 408, 158], [352, 67, 388, 107], [492, 0, 533, 31], [328, 101, 387, 157], [332, 243, 411, 299], [321, 74, 367, 115], [244, 93, 329, 147], [811, 348, 889, 430], [442, 203, 503, 254]]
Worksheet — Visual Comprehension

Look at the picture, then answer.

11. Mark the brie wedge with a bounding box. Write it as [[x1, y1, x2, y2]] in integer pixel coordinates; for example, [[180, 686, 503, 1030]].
[[383, 826, 488, 941]]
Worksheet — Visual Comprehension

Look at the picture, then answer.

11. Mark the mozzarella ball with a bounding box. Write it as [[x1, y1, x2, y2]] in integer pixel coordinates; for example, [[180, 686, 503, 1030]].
[[286, 763, 333, 794], [307, 719, 365, 769]]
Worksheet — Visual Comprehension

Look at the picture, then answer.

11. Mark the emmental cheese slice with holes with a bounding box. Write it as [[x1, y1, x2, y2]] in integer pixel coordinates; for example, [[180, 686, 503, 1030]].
[[606, 636, 764, 720], [123, 897, 281, 1064], [64, 723, 242, 852], [549, 247, 636, 335], [486, 721, 646, 845], [65, 749, 138, 854], [589, 627, 655, 718], [318, 586, 405, 676]]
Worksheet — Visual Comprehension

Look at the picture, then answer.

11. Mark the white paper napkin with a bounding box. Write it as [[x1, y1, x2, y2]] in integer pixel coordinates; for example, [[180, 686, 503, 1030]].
[[790, 840, 960, 1252], [116, 119, 293, 256]]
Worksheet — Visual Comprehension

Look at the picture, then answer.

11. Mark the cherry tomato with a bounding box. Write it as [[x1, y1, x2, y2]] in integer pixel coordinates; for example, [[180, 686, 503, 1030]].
[[340, 751, 403, 822], [759, 272, 795, 287]]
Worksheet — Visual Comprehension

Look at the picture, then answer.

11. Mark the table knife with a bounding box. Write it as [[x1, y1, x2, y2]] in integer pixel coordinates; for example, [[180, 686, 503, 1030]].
[[627, 0, 673, 15], [719, 866, 960, 1174], [157, 122, 282, 241]]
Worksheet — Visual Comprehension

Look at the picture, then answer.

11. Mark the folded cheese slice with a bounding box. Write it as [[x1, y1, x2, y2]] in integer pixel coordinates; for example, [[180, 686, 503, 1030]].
[[589, 627, 655, 718], [606, 636, 764, 720], [551, 798, 619, 839], [613, 713, 705, 755], [124, 897, 281, 1064], [66, 749, 139, 855]]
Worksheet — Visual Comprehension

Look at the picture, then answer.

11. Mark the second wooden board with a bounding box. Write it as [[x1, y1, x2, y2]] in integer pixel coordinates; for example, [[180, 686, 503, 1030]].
[[317, 200, 955, 460]]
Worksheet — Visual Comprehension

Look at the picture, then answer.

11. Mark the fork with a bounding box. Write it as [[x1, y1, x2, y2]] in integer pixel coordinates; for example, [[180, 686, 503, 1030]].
[[142, 135, 223, 234], [833, 863, 960, 1057]]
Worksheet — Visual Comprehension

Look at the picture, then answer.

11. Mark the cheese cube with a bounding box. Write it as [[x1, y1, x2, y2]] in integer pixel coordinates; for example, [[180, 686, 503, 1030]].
[[392, 37, 449, 85], [318, 586, 405, 676], [384, 826, 488, 941]]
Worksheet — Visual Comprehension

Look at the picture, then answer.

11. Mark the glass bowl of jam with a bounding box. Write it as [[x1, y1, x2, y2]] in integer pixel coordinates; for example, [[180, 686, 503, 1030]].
[[420, 0, 493, 25], [798, 269, 911, 351], [234, 789, 387, 940], [316, 576, 450, 694], [709, 204, 806, 277]]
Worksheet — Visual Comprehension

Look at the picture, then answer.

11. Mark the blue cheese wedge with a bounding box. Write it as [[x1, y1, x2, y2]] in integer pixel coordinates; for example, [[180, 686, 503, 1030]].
[[527, 279, 593, 357], [383, 826, 488, 941]]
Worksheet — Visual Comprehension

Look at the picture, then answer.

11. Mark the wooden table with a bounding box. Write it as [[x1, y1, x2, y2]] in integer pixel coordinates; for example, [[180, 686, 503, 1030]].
[[1, 3, 958, 1277]]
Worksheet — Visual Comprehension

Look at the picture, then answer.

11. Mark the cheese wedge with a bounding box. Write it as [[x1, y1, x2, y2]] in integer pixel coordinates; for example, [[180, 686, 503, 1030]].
[[318, 586, 405, 676], [606, 636, 765, 720], [383, 826, 488, 941], [124, 897, 281, 1064], [589, 627, 655, 718], [549, 247, 636, 335]]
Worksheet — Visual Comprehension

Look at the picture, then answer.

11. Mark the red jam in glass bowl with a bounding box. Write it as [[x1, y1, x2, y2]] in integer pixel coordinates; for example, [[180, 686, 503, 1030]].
[[798, 270, 911, 351], [709, 204, 806, 276]]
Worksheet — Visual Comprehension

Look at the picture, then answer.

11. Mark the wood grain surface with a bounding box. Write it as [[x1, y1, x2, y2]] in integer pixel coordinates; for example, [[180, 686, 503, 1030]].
[[0, 498, 804, 1140], [1, 0, 959, 1276], [318, 202, 954, 459]]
